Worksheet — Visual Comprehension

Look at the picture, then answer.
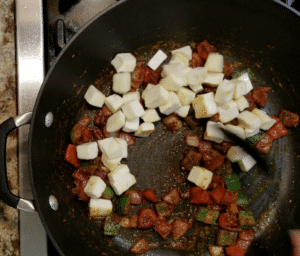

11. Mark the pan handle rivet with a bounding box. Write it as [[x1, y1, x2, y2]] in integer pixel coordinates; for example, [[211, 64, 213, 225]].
[[45, 112, 54, 127], [49, 195, 58, 211]]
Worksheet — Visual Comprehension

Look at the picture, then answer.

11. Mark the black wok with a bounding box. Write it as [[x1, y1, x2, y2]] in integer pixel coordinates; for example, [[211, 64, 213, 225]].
[[1, 0, 300, 255]]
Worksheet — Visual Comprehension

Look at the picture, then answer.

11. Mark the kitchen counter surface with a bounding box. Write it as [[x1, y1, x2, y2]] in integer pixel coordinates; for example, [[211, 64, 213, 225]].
[[0, 0, 19, 255]]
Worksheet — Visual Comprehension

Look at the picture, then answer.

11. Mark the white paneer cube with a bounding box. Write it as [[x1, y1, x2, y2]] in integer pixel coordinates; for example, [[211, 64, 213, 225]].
[[234, 96, 249, 112], [98, 138, 122, 160], [176, 105, 190, 118], [106, 110, 126, 132], [84, 176, 106, 199], [169, 52, 189, 68], [244, 127, 260, 138], [76, 142, 98, 160], [183, 67, 193, 77], [148, 49, 168, 70], [110, 164, 130, 176], [189, 84, 204, 94], [177, 88, 196, 106], [134, 123, 155, 137], [122, 100, 145, 121], [105, 94, 124, 113], [159, 92, 182, 115], [89, 198, 112, 217], [214, 79, 235, 105], [203, 72, 224, 86], [101, 154, 121, 171], [161, 63, 185, 78], [227, 146, 248, 162], [159, 73, 186, 92], [187, 166, 213, 190], [187, 67, 208, 88], [238, 154, 257, 172], [122, 118, 139, 133], [112, 72, 131, 94], [142, 83, 155, 100], [252, 108, 276, 130], [192, 92, 217, 119], [217, 101, 239, 123], [111, 53, 136, 73], [84, 85, 106, 108], [224, 124, 246, 140], [237, 73, 253, 93], [115, 138, 128, 158], [204, 121, 225, 143], [123, 91, 140, 104], [204, 53, 224, 73], [232, 79, 247, 99], [171, 45, 192, 60], [144, 85, 169, 108], [238, 110, 261, 130], [142, 109, 161, 123]]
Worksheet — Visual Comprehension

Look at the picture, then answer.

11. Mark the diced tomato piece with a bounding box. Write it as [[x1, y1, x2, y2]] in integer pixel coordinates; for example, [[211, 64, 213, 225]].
[[209, 113, 220, 122], [229, 118, 239, 126], [94, 107, 111, 128], [130, 237, 150, 254], [163, 114, 183, 132], [203, 150, 225, 172], [77, 115, 92, 126], [190, 187, 213, 204], [198, 141, 213, 154], [101, 105, 113, 117], [93, 169, 109, 185], [144, 66, 162, 85], [72, 169, 90, 182], [190, 52, 205, 68], [153, 219, 172, 239], [221, 141, 233, 153], [76, 181, 90, 202], [180, 149, 202, 171], [117, 131, 135, 145], [143, 189, 158, 203], [267, 121, 288, 140], [245, 92, 257, 111], [223, 61, 234, 78], [81, 127, 93, 143], [138, 208, 157, 229], [184, 116, 200, 129], [211, 187, 226, 204], [219, 213, 240, 231], [208, 175, 225, 190], [162, 187, 180, 205], [225, 245, 246, 256], [239, 230, 254, 241], [131, 62, 146, 90], [200, 40, 217, 53], [196, 40, 217, 60], [203, 84, 217, 94], [185, 134, 201, 147], [92, 125, 104, 140], [279, 109, 299, 128], [64, 144, 80, 167], [125, 190, 143, 205], [255, 133, 273, 154], [220, 190, 238, 205], [236, 239, 252, 250], [172, 219, 190, 240], [252, 87, 271, 108], [130, 215, 139, 228]]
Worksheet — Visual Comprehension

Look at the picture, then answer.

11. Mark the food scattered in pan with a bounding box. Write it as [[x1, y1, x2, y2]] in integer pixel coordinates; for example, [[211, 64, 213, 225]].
[[64, 40, 299, 255]]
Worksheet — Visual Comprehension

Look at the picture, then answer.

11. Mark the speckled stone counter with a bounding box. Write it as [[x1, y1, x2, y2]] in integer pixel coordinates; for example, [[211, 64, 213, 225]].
[[0, 0, 19, 255]]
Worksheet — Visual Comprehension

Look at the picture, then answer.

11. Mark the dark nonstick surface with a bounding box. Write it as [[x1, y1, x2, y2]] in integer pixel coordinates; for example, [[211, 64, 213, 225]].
[[28, 0, 300, 255]]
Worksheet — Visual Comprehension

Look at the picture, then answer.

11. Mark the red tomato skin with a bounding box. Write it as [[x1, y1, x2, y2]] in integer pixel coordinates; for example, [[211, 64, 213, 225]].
[[64, 144, 80, 167], [266, 121, 288, 140]]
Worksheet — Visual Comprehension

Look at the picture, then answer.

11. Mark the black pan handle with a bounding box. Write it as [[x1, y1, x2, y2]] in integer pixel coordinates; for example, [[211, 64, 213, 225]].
[[0, 112, 35, 212]]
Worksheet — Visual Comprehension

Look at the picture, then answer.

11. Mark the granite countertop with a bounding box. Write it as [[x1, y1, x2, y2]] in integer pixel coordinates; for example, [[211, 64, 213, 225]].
[[0, 0, 19, 255]]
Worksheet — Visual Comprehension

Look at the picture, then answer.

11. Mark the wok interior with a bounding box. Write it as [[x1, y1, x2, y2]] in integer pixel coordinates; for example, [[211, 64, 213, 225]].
[[29, 0, 300, 255]]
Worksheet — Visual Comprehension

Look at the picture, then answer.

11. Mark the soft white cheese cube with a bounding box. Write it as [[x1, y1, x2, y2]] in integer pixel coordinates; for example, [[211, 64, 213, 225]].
[[176, 105, 190, 118], [252, 108, 276, 130], [203, 72, 224, 86], [192, 92, 217, 119], [171, 45, 193, 60], [115, 138, 128, 158], [169, 52, 189, 68], [204, 121, 225, 143], [183, 67, 193, 77], [187, 166, 213, 190], [112, 72, 131, 94], [147, 49, 168, 70], [142, 83, 155, 100], [177, 88, 196, 106], [84, 176, 106, 199], [238, 154, 257, 172], [84, 85, 106, 108], [189, 84, 204, 94], [111, 53, 136, 73], [161, 63, 185, 78], [122, 100, 145, 121], [123, 91, 140, 104], [89, 198, 112, 217], [244, 127, 260, 138], [101, 154, 121, 171], [187, 67, 208, 88], [232, 79, 247, 99], [76, 142, 98, 160], [142, 109, 161, 123], [237, 73, 253, 93], [144, 85, 169, 108], [214, 79, 235, 105], [105, 94, 124, 113], [224, 124, 246, 140], [204, 53, 224, 73], [98, 138, 122, 160], [234, 96, 249, 112], [134, 123, 155, 137], [217, 101, 239, 123], [227, 146, 248, 162], [106, 110, 126, 132], [238, 110, 261, 129], [159, 92, 182, 115], [159, 73, 186, 92], [122, 118, 140, 133], [110, 164, 130, 176]]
